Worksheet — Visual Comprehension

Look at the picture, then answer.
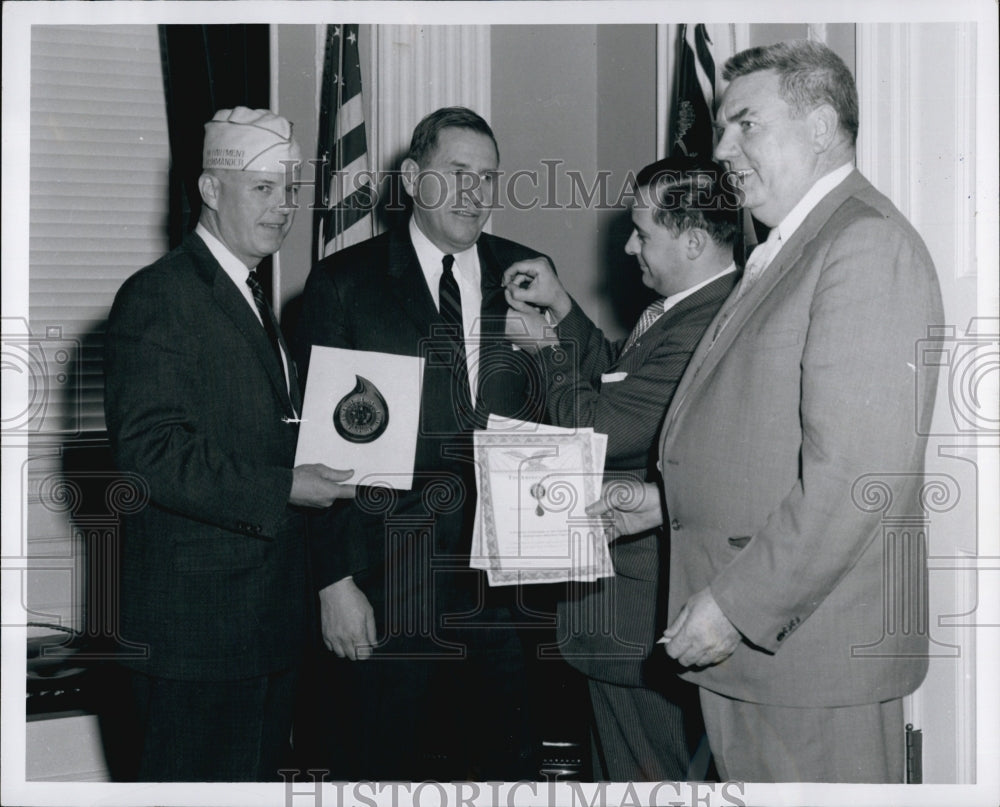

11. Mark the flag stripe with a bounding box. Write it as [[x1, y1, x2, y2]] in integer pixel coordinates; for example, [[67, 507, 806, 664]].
[[321, 215, 375, 258], [692, 24, 715, 105], [336, 124, 368, 166], [334, 94, 364, 141], [326, 153, 372, 207], [328, 184, 375, 220]]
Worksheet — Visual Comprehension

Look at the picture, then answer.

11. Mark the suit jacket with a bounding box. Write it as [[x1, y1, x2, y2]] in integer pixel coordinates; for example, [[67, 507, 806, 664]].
[[658, 170, 944, 706], [104, 233, 308, 681], [294, 227, 547, 615], [544, 275, 737, 686]]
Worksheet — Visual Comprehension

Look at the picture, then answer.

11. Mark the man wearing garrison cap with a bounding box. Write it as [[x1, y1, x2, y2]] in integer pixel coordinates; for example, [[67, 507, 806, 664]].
[[105, 107, 355, 781]]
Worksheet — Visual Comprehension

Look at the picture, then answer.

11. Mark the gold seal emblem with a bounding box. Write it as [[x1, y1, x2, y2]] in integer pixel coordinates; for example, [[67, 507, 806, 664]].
[[333, 375, 389, 443]]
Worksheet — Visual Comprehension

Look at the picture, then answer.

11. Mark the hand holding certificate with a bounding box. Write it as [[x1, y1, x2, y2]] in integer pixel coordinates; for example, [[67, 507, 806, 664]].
[[471, 416, 614, 586]]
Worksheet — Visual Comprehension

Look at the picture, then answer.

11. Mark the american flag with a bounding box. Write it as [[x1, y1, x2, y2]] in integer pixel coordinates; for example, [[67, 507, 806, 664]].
[[314, 24, 374, 260]]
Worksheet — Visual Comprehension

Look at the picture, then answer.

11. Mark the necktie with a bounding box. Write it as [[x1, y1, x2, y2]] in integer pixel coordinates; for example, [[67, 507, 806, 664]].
[[621, 297, 666, 354], [710, 228, 783, 346], [246, 271, 285, 371], [736, 227, 782, 298], [438, 254, 474, 424]]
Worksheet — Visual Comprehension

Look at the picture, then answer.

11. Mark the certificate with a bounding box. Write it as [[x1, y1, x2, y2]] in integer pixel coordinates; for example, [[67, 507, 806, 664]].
[[471, 419, 613, 585], [294, 346, 424, 490]]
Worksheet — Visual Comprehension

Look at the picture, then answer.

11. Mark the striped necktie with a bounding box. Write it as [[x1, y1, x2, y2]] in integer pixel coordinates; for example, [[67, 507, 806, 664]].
[[709, 228, 783, 346], [621, 297, 666, 354], [438, 254, 474, 425], [246, 271, 284, 370]]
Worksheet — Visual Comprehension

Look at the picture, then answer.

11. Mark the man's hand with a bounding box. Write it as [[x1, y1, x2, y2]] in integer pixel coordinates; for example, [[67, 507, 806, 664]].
[[502, 258, 573, 323], [661, 587, 741, 668], [289, 464, 355, 508], [585, 480, 664, 540], [319, 576, 376, 660]]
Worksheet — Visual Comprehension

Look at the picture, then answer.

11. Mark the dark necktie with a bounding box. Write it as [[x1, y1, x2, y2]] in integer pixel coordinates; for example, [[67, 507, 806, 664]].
[[246, 270, 285, 372], [438, 254, 474, 424]]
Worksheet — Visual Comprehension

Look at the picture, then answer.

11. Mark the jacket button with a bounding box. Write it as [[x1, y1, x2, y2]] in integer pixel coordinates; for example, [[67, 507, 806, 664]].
[[670, 519, 682, 531]]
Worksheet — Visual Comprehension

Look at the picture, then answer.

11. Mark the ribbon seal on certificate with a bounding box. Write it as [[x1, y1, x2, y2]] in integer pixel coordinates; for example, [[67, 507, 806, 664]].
[[333, 375, 389, 443]]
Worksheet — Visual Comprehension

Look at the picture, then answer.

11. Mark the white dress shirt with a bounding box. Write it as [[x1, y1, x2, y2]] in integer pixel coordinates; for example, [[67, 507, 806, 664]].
[[409, 217, 483, 404], [755, 162, 854, 278]]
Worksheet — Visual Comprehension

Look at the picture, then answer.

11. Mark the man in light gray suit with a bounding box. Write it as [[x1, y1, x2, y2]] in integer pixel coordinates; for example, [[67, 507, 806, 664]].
[[505, 157, 738, 780], [596, 40, 943, 782]]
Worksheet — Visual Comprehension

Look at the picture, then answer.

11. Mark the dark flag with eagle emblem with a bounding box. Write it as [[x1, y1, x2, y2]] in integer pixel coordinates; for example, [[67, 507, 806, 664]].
[[670, 23, 759, 266], [670, 24, 716, 159]]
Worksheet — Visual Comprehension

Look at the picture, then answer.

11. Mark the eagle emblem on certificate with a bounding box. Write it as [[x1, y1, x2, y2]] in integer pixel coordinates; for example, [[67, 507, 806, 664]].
[[333, 375, 389, 443]]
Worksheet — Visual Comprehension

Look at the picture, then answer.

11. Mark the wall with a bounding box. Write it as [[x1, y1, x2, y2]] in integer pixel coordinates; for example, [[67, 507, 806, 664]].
[[275, 25, 321, 315], [491, 25, 656, 339], [596, 25, 658, 331], [748, 22, 855, 70], [855, 22, 986, 785], [490, 25, 600, 327]]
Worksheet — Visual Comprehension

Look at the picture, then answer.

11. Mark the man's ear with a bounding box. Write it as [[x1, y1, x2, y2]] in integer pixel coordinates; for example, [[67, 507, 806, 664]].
[[400, 158, 419, 200], [198, 172, 220, 211], [809, 104, 840, 153], [685, 228, 709, 260]]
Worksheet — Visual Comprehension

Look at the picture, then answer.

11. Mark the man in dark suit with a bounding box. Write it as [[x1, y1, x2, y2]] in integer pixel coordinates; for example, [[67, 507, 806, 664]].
[[503, 158, 738, 781], [293, 107, 547, 781], [104, 107, 355, 782], [598, 41, 944, 782]]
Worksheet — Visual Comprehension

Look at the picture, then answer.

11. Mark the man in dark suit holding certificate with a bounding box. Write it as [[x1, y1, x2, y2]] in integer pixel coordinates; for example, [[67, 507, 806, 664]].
[[104, 107, 355, 781], [504, 157, 738, 781], [294, 107, 548, 780]]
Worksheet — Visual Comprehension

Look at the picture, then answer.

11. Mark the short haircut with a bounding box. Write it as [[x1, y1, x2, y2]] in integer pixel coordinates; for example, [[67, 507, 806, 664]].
[[635, 157, 739, 247], [723, 39, 859, 145], [406, 106, 499, 165]]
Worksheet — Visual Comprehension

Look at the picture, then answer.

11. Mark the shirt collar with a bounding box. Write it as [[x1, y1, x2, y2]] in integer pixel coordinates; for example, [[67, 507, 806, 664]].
[[408, 216, 478, 278], [772, 162, 854, 244], [195, 223, 253, 283], [662, 263, 737, 314]]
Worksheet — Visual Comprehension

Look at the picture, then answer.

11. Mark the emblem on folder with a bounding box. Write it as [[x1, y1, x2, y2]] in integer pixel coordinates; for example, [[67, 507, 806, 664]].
[[333, 375, 389, 443]]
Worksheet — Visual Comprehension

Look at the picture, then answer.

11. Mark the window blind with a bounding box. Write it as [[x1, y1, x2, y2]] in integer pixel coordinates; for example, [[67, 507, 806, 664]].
[[30, 25, 171, 436]]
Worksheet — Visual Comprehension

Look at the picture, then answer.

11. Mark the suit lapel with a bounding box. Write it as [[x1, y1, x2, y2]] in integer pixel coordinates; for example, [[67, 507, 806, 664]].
[[476, 235, 511, 343], [188, 235, 295, 417], [616, 273, 738, 373], [386, 228, 439, 337], [663, 171, 867, 435], [473, 236, 519, 420]]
